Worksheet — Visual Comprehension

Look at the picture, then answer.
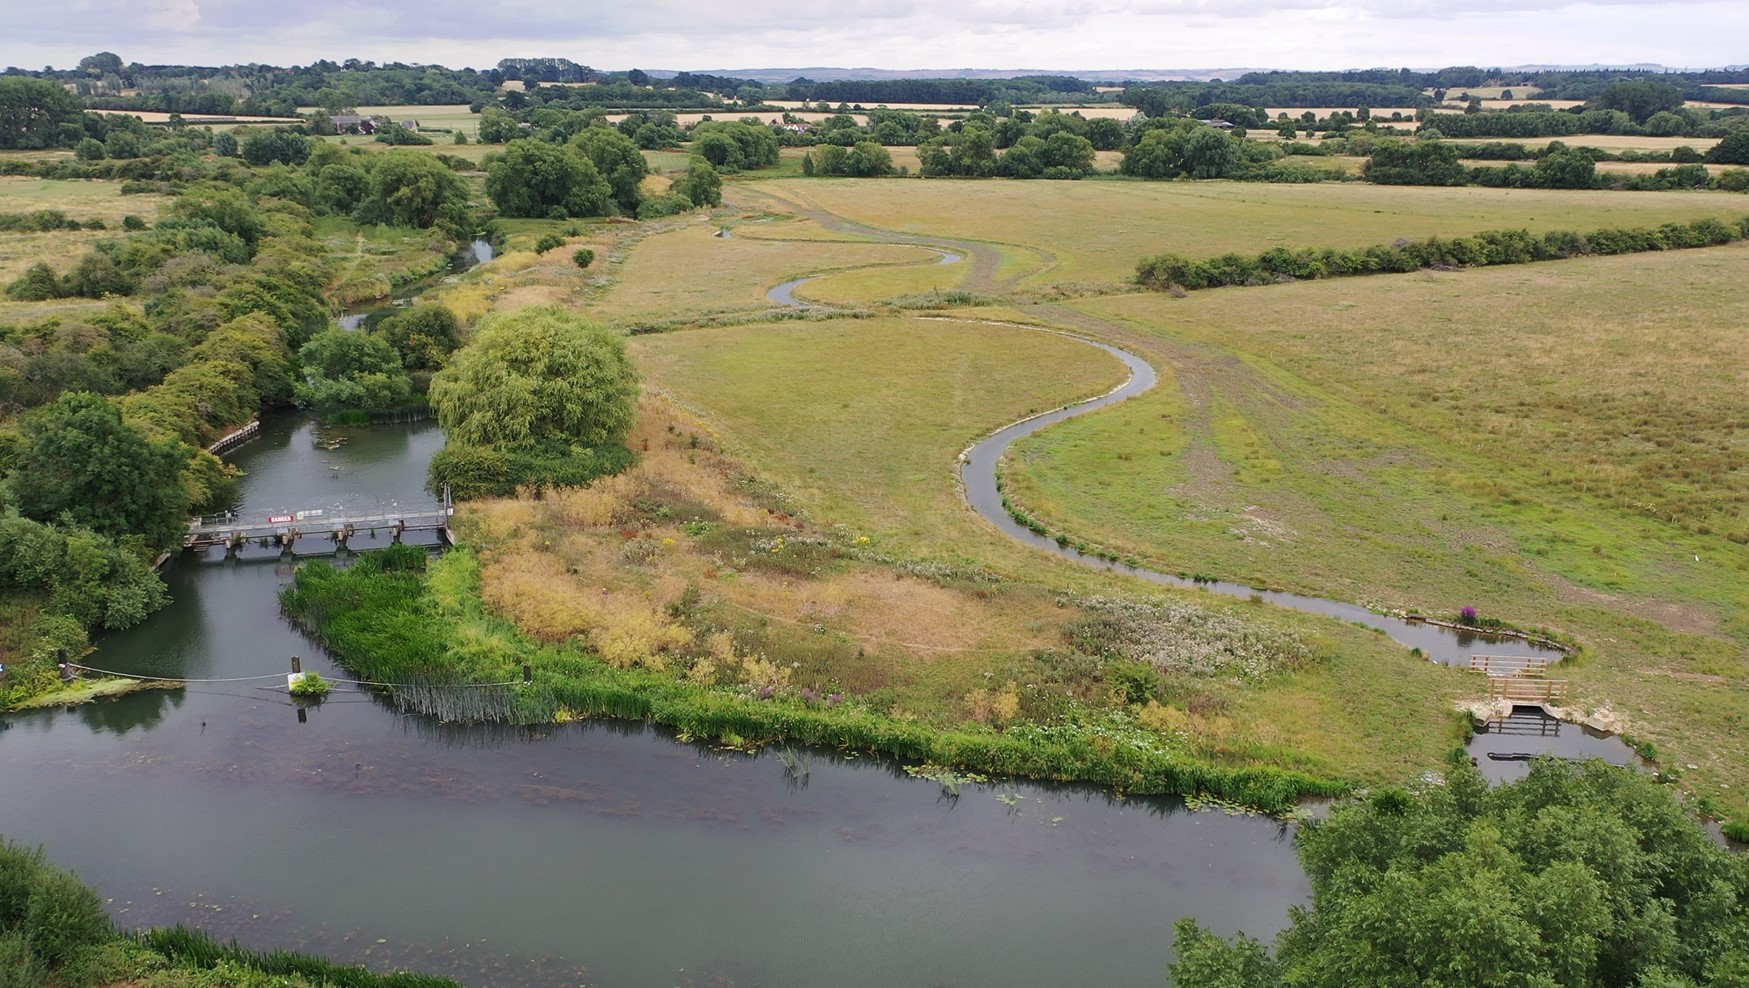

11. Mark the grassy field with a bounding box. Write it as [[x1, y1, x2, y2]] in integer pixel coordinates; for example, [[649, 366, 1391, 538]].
[[629, 316, 1124, 543], [996, 245, 1749, 813], [0, 178, 171, 282], [426, 314, 1472, 785], [588, 216, 939, 323], [754, 178, 1749, 291]]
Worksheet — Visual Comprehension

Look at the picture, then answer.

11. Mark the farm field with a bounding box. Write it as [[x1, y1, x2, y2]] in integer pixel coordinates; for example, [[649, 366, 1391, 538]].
[[998, 244, 1749, 812], [750, 178, 1748, 291]]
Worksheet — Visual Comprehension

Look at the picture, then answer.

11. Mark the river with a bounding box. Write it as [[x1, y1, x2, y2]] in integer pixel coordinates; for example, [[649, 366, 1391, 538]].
[[0, 412, 1309, 987], [0, 233, 1624, 986]]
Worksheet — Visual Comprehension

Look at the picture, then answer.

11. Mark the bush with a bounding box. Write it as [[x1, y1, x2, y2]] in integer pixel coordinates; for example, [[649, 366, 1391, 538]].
[[24, 867, 110, 966], [635, 193, 694, 220], [573, 247, 595, 269], [534, 233, 565, 254], [121, 214, 146, 230], [428, 439, 635, 499]]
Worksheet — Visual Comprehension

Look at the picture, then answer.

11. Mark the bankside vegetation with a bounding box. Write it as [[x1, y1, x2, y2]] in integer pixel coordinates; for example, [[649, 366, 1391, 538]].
[[0, 836, 458, 988], [0, 118, 489, 709], [1171, 759, 1749, 987]]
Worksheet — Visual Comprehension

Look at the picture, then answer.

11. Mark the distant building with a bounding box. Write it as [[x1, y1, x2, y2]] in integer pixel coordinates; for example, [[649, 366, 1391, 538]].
[[331, 114, 376, 135], [1207, 119, 1235, 129]]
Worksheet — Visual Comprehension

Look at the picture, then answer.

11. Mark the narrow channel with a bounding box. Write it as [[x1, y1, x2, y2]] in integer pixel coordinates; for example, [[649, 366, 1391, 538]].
[[764, 252, 1564, 667]]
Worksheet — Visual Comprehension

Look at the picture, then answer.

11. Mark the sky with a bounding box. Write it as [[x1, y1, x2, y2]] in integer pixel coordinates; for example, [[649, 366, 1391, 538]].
[[5, 0, 1747, 73]]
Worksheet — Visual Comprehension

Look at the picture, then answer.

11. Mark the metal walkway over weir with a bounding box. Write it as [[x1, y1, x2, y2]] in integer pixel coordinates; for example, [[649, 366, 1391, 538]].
[[185, 488, 452, 553]]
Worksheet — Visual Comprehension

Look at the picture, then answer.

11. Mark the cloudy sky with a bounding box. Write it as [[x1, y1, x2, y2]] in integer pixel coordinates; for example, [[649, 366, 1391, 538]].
[[4, 0, 1745, 73]]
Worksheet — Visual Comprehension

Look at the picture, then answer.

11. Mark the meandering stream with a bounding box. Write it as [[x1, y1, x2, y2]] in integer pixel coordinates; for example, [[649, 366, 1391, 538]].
[[764, 245, 1564, 667]]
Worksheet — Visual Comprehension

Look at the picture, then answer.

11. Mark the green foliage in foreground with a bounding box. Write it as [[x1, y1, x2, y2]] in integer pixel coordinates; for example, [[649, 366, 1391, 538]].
[[280, 547, 1346, 813], [1137, 215, 1749, 292], [1171, 759, 1749, 987], [0, 837, 458, 988]]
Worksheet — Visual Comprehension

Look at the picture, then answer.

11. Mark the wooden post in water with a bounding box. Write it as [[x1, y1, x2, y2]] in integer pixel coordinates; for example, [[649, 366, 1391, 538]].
[[291, 655, 302, 675]]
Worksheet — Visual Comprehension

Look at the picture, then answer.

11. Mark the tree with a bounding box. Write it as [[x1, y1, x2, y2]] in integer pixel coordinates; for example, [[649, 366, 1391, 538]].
[[427, 305, 636, 450], [1365, 140, 1467, 185], [239, 129, 313, 166], [476, 109, 521, 144], [1043, 131, 1097, 175], [691, 131, 742, 171], [373, 303, 460, 371], [355, 150, 470, 230], [1085, 117, 1126, 151], [1533, 147, 1597, 189], [5, 392, 188, 549], [166, 184, 267, 251], [1591, 79, 1684, 124], [1170, 759, 1749, 988], [570, 126, 649, 213], [212, 131, 238, 157], [295, 328, 412, 411], [627, 69, 650, 86], [313, 162, 369, 215], [1706, 128, 1749, 166], [674, 157, 723, 206], [1120, 126, 1190, 179], [842, 141, 895, 177], [0, 78, 84, 150], [484, 139, 611, 219]]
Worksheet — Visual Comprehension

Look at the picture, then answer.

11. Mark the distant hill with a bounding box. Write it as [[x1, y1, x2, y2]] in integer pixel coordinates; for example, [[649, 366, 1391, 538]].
[[649, 67, 1267, 84], [650, 64, 1742, 84]]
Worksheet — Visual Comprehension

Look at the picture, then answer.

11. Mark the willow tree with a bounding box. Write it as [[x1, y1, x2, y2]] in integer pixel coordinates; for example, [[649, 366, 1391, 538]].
[[429, 306, 635, 448]]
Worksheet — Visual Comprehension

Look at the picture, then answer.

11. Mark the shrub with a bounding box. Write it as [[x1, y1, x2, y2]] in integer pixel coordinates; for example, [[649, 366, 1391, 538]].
[[635, 193, 694, 220], [572, 247, 596, 269], [121, 214, 146, 230], [534, 233, 565, 254]]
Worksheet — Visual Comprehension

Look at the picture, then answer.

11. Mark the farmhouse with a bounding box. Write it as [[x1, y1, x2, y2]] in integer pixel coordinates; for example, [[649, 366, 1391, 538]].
[[330, 114, 376, 135]]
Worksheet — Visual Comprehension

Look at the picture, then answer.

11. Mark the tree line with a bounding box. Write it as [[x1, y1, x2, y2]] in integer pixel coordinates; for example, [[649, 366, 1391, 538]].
[[1135, 215, 1749, 292]]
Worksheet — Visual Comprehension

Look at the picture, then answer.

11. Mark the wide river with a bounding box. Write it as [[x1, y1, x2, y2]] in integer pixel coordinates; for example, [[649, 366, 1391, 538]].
[[0, 413, 1309, 987]]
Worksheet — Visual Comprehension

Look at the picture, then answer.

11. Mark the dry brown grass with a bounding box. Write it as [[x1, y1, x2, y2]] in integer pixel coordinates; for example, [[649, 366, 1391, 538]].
[[458, 394, 1079, 708]]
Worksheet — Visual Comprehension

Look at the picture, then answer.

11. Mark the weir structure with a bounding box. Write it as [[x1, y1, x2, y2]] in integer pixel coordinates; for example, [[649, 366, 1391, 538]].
[[184, 486, 453, 554]]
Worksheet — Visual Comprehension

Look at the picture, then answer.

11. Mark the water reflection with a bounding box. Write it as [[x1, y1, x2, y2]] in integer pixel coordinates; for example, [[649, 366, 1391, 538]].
[[1467, 705, 1642, 783]]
